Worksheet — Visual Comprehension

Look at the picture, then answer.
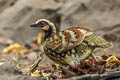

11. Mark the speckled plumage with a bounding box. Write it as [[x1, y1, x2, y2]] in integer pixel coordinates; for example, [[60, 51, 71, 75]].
[[44, 27, 110, 67], [22, 19, 111, 74]]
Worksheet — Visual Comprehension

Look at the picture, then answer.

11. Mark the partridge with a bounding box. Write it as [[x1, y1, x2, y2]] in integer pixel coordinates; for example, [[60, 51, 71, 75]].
[[22, 19, 111, 74]]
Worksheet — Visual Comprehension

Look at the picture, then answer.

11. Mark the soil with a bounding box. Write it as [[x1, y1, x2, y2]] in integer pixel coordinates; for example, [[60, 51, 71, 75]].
[[0, 0, 120, 80]]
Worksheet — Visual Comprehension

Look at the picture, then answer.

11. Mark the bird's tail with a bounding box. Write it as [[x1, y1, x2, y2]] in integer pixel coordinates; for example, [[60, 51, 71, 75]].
[[84, 34, 113, 48]]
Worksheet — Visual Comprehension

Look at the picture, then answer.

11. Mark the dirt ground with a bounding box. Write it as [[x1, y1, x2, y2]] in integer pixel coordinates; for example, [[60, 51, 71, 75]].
[[0, 0, 120, 80]]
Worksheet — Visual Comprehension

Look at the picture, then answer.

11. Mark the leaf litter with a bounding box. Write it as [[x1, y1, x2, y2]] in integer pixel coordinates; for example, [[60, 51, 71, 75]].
[[0, 34, 120, 79]]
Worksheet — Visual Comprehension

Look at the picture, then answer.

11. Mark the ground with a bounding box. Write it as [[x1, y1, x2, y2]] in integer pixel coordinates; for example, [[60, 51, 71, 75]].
[[0, 0, 120, 80]]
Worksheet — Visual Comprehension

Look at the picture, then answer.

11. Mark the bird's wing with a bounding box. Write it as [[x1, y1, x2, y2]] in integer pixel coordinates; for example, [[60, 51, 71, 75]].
[[45, 27, 93, 53]]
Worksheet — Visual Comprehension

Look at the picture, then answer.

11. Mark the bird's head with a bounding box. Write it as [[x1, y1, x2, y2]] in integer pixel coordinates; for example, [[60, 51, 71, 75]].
[[30, 19, 56, 39]]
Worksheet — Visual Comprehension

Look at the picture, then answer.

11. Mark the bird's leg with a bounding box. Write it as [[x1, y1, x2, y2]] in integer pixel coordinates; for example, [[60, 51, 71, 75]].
[[73, 62, 81, 69], [21, 53, 43, 75], [72, 55, 96, 69], [87, 54, 96, 66], [92, 56, 96, 63], [69, 62, 79, 69], [69, 58, 81, 69]]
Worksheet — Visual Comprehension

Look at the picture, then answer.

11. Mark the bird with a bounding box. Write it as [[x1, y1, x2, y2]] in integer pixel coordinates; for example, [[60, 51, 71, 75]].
[[22, 19, 111, 74]]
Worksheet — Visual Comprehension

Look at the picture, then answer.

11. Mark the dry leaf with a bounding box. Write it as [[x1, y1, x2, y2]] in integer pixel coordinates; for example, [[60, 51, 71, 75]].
[[2, 43, 31, 55], [19, 49, 31, 55], [3, 43, 23, 54], [55, 64, 60, 69], [31, 70, 41, 78], [106, 56, 120, 67]]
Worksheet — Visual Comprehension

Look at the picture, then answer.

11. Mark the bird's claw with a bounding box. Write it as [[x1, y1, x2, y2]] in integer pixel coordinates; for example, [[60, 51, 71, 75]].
[[21, 55, 43, 75], [20, 64, 36, 75]]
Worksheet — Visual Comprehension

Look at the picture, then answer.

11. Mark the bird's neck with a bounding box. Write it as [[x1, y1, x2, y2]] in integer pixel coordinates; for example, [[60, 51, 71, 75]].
[[44, 25, 56, 41]]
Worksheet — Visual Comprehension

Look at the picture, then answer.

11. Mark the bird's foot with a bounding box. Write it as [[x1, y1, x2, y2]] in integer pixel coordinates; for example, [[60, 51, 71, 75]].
[[89, 57, 96, 66], [21, 64, 37, 75], [69, 61, 80, 70], [21, 54, 43, 75], [91, 57, 96, 63], [73, 63, 80, 69]]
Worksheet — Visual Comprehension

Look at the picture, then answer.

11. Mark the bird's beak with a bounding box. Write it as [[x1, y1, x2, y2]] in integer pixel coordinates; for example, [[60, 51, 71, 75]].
[[30, 23, 38, 27]]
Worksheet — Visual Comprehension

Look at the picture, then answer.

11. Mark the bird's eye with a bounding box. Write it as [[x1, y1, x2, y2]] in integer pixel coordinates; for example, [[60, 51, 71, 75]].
[[39, 21, 46, 26]]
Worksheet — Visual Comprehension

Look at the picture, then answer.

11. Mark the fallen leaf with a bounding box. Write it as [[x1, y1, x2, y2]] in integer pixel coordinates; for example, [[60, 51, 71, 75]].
[[31, 70, 41, 78], [2, 43, 31, 55], [106, 55, 120, 67]]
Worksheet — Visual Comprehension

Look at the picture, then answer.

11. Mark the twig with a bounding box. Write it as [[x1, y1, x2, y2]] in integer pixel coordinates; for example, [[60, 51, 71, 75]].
[[69, 71, 120, 80]]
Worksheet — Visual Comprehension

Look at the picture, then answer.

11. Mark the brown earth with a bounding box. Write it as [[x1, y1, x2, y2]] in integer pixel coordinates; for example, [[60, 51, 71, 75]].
[[0, 0, 120, 80]]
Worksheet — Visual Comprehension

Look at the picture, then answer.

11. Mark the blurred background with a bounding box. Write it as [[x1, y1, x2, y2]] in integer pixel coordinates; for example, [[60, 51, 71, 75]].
[[0, 0, 119, 55], [0, 0, 120, 79]]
